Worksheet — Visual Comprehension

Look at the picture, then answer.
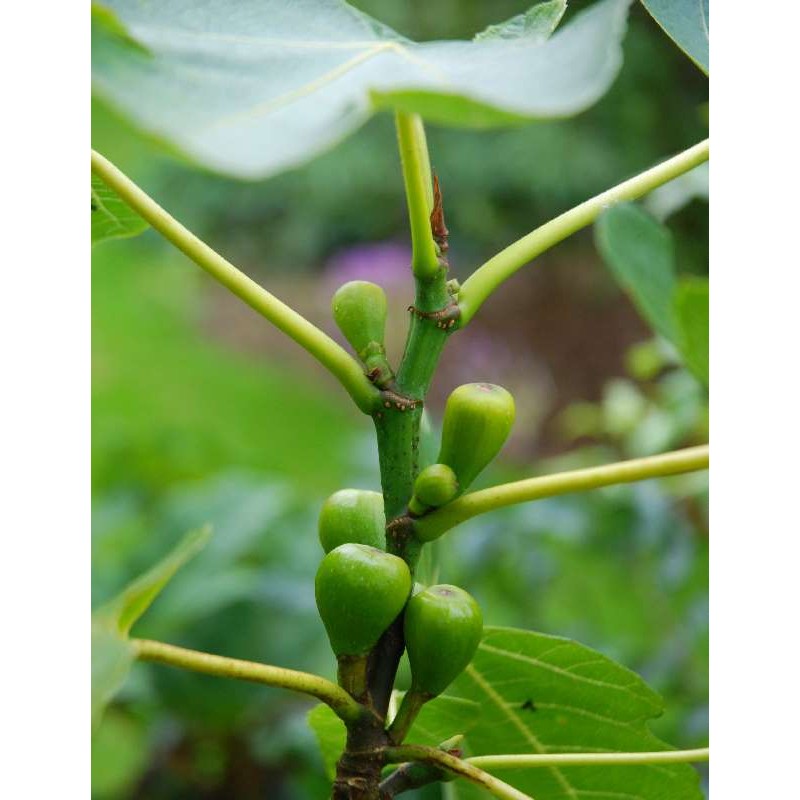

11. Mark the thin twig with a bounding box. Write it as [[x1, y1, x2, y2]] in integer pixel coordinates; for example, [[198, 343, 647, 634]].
[[384, 745, 534, 800], [133, 638, 365, 724], [457, 140, 710, 324], [91, 150, 380, 414], [415, 445, 709, 541]]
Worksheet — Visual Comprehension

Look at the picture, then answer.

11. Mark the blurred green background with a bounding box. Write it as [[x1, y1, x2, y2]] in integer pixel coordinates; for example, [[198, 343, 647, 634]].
[[92, 1, 708, 797]]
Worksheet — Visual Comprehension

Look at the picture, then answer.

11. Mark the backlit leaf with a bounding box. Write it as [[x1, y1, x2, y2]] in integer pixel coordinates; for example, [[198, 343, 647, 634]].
[[92, 0, 632, 178]]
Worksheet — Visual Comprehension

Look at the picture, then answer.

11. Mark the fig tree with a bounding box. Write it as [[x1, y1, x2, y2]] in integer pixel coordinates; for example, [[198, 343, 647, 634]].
[[318, 489, 385, 553], [437, 383, 515, 491]]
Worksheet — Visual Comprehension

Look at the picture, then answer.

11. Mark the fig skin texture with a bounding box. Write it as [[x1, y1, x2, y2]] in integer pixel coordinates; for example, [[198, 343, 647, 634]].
[[331, 280, 387, 357], [318, 489, 385, 553], [404, 583, 483, 697], [411, 464, 459, 514], [315, 543, 411, 657], [437, 383, 515, 491]]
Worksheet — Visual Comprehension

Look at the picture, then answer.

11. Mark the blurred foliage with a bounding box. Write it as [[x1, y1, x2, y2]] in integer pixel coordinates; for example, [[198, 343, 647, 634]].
[[92, 0, 708, 796]]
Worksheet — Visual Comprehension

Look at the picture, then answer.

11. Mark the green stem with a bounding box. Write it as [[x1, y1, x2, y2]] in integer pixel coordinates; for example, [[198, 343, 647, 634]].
[[457, 139, 710, 325], [468, 748, 710, 769], [91, 150, 380, 415], [395, 112, 439, 280], [415, 445, 709, 541], [375, 116, 455, 543], [387, 689, 428, 744], [133, 638, 365, 725], [367, 114, 454, 722], [384, 745, 533, 800]]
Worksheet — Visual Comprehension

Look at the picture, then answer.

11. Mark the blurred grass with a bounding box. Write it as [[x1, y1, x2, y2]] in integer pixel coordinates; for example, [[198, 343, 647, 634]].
[[92, 239, 362, 497]]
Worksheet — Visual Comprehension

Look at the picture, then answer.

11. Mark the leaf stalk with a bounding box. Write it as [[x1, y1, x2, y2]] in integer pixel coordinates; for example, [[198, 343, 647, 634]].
[[457, 139, 710, 324], [90, 150, 380, 414], [415, 445, 709, 541]]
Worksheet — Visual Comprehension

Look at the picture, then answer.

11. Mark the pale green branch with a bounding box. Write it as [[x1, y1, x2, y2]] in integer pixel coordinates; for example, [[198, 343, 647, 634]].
[[457, 139, 710, 324], [384, 745, 534, 800], [415, 445, 709, 541], [133, 638, 365, 725], [395, 112, 439, 280], [90, 150, 380, 414], [468, 748, 709, 770]]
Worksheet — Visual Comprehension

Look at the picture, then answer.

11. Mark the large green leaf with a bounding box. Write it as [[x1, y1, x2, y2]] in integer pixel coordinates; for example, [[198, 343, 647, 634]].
[[595, 202, 678, 343], [641, 0, 709, 74], [91, 526, 212, 727], [308, 694, 481, 781], [91, 172, 148, 245], [449, 627, 702, 799], [674, 278, 709, 386], [92, 0, 632, 178]]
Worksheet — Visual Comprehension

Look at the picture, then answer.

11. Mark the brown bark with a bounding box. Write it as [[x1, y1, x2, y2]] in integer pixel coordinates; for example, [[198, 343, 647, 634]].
[[332, 718, 388, 800]]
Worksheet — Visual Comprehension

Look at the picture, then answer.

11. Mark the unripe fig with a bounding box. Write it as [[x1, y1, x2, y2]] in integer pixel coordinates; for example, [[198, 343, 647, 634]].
[[437, 383, 515, 491], [318, 489, 385, 553], [409, 464, 459, 516], [404, 584, 483, 697], [315, 543, 411, 658], [331, 280, 387, 359]]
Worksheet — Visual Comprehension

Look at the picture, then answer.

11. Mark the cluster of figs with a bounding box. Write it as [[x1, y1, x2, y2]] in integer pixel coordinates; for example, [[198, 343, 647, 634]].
[[314, 280, 516, 716]]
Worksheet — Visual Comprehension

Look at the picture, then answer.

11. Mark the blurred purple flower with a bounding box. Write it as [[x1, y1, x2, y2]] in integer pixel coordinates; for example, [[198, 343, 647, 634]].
[[323, 242, 412, 293]]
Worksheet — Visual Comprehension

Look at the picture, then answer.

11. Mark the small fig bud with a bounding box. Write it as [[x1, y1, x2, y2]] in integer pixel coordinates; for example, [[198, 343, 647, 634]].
[[331, 280, 388, 359], [318, 489, 385, 553], [404, 584, 483, 697], [437, 383, 515, 491], [409, 464, 459, 516], [315, 543, 411, 658]]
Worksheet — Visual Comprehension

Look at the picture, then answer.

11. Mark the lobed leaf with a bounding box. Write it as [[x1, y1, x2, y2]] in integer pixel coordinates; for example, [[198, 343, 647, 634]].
[[92, 0, 632, 178], [448, 626, 702, 799], [641, 0, 709, 75], [91, 172, 149, 245]]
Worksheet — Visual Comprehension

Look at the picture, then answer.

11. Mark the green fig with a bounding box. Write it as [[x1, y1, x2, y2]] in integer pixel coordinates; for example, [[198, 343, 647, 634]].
[[388, 584, 483, 743], [404, 584, 483, 697], [437, 383, 515, 491], [331, 281, 393, 385], [318, 489, 385, 553], [315, 543, 411, 658], [408, 464, 459, 516]]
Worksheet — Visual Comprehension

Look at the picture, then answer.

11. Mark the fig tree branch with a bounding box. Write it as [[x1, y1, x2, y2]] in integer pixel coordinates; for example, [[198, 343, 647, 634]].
[[90, 150, 380, 415], [384, 744, 533, 800], [415, 445, 709, 541], [132, 638, 365, 725], [457, 139, 710, 325]]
